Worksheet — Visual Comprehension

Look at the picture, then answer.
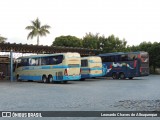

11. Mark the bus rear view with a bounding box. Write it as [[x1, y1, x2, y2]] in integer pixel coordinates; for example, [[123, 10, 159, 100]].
[[134, 51, 149, 76], [81, 56, 103, 80]]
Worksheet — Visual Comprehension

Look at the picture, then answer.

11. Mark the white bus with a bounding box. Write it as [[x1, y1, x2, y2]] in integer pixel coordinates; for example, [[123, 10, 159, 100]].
[[14, 52, 81, 83], [81, 56, 103, 80]]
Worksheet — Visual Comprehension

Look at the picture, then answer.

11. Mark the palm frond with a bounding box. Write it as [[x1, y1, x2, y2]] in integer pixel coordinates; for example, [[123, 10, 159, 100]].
[[27, 32, 35, 40], [41, 25, 51, 29], [25, 26, 35, 30]]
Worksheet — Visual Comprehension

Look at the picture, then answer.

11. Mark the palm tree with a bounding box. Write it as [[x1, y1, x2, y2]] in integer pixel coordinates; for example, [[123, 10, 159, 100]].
[[25, 18, 51, 45], [0, 34, 7, 43]]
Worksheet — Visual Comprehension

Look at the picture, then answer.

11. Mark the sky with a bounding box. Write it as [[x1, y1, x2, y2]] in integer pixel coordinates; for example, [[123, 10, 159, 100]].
[[0, 0, 160, 46]]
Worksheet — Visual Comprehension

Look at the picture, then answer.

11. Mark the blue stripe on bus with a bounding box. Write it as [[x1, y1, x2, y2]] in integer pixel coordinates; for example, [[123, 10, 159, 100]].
[[81, 68, 102, 70], [52, 66, 67, 69], [22, 65, 80, 70], [19, 75, 42, 81], [42, 66, 51, 69], [18, 75, 81, 81]]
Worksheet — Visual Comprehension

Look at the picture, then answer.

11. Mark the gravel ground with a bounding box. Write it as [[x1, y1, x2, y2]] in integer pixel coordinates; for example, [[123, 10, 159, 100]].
[[0, 75, 160, 120]]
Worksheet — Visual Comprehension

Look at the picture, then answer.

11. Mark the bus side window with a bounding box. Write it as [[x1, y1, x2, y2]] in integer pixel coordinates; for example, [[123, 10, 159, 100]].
[[29, 58, 39, 66], [57, 55, 63, 64], [48, 55, 63, 65], [119, 55, 128, 61], [20, 58, 29, 66], [41, 58, 47, 65], [110, 56, 115, 62], [128, 54, 137, 61], [81, 59, 88, 67]]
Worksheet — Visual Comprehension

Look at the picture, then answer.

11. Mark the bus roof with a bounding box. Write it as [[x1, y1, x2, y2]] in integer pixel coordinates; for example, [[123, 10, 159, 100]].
[[99, 51, 147, 56], [17, 52, 80, 59]]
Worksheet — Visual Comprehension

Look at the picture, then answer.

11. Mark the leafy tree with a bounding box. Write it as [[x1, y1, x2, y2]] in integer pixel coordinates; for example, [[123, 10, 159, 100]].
[[139, 41, 152, 51], [25, 18, 51, 45], [147, 42, 160, 72], [126, 45, 140, 52], [52, 35, 82, 47], [101, 35, 127, 53], [0, 34, 7, 43], [82, 33, 100, 49]]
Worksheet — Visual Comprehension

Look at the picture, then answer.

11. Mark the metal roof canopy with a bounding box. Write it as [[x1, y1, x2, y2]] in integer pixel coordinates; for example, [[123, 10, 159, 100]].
[[0, 43, 100, 56]]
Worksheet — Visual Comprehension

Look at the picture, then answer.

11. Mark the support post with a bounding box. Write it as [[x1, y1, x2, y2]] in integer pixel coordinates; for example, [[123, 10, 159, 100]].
[[10, 50, 13, 82]]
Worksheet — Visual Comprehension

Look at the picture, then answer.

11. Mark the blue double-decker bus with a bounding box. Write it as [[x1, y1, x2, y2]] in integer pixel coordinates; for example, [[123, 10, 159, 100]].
[[99, 51, 149, 79]]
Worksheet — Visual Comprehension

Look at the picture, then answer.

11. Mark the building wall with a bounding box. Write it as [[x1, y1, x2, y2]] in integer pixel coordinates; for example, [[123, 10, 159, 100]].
[[0, 63, 10, 76], [0, 56, 10, 77]]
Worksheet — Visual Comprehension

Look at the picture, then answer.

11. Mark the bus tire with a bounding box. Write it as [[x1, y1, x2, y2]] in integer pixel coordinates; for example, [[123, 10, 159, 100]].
[[42, 75, 48, 83], [112, 73, 117, 79], [129, 77, 133, 79], [119, 73, 125, 79], [48, 75, 53, 83]]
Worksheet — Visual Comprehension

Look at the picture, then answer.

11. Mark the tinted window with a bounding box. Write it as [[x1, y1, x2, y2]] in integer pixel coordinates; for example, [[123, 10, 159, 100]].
[[128, 54, 137, 61], [101, 56, 115, 62], [81, 59, 88, 67], [41, 55, 63, 65], [120, 54, 128, 61], [141, 53, 149, 58], [17, 58, 29, 67], [29, 58, 40, 66]]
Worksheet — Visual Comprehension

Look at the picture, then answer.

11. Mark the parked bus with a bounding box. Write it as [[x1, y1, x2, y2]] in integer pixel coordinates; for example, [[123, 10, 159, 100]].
[[80, 56, 104, 80], [14, 52, 81, 83], [99, 51, 149, 79]]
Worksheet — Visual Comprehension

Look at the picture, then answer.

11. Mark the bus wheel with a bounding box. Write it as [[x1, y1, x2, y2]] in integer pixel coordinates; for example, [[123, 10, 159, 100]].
[[42, 75, 48, 83], [129, 77, 133, 79], [119, 73, 125, 79], [112, 73, 117, 79], [48, 75, 53, 83]]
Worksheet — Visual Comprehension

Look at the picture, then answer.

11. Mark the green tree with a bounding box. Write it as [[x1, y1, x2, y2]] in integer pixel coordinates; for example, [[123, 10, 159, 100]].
[[25, 18, 51, 45], [126, 45, 140, 52], [0, 34, 7, 43], [82, 33, 100, 49], [52, 35, 82, 47], [101, 35, 127, 53], [139, 41, 152, 51], [146, 42, 160, 73]]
